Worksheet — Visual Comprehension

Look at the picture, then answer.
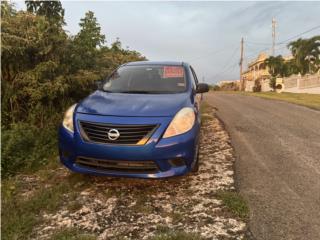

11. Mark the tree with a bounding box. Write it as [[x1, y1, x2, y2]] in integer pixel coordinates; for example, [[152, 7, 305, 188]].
[[288, 36, 320, 75], [71, 11, 105, 70], [76, 11, 105, 48], [26, 0, 67, 64], [1, 2, 147, 177], [264, 55, 291, 90], [26, 0, 65, 25], [265, 55, 287, 78]]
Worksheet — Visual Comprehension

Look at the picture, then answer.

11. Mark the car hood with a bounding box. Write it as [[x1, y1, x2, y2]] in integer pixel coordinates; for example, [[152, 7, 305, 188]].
[[76, 90, 191, 117]]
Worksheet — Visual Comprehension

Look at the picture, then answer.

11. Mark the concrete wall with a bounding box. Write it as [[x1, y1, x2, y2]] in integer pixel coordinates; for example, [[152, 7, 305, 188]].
[[245, 81, 254, 92], [283, 74, 320, 94], [261, 79, 272, 92], [245, 79, 272, 92]]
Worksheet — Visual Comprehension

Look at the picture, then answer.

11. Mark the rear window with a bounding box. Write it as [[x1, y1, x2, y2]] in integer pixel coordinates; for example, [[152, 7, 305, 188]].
[[102, 65, 186, 94]]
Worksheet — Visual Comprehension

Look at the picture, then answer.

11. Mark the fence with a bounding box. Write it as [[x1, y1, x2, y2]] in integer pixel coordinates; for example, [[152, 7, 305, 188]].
[[282, 73, 320, 94]]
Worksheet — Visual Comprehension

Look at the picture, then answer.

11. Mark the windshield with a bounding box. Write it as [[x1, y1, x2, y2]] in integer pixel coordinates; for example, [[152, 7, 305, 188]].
[[101, 65, 187, 94]]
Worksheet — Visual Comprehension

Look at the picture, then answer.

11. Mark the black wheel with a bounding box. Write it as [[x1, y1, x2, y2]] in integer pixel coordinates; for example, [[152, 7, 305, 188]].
[[192, 144, 200, 172]]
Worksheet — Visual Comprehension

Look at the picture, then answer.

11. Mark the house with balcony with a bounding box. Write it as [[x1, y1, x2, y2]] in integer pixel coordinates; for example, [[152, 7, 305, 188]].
[[242, 52, 272, 92]]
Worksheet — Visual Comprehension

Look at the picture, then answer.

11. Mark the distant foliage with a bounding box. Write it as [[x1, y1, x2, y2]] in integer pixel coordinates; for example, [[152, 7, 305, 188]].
[[253, 79, 262, 92], [264, 36, 319, 90], [265, 36, 320, 80], [209, 85, 220, 91], [1, 1, 146, 177], [219, 82, 239, 91], [269, 77, 276, 90], [288, 36, 320, 75]]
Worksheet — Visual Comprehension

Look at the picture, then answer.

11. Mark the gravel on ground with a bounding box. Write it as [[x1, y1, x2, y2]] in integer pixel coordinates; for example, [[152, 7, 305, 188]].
[[34, 105, 246, 239]]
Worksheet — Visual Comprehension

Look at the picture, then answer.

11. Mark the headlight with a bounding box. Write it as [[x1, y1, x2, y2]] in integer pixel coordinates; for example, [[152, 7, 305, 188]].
[[62, 104, 77, 132], [163, 107, 195, 138]]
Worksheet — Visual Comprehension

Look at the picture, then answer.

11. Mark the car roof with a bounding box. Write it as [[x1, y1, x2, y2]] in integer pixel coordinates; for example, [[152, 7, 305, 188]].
[[124, 61, 188, 66]]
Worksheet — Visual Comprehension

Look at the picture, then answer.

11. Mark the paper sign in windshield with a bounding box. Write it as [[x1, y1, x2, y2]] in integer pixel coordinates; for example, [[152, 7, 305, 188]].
[[163, 66, 184, 78]]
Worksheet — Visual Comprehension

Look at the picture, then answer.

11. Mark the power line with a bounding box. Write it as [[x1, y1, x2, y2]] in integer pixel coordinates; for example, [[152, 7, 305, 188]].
[[211, 62, 239, 82], [247, 25, 320, 50], [210, 46, 240, 82], [245, 24, 320, 56], [212, 46, 239, 75], [277, 25, 320, 45]]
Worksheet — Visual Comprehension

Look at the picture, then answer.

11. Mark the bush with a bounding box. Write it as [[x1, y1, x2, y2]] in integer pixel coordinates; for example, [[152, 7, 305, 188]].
[[1, 123, 57, 178], [269, 77, 276, 90], [210, 84, 220, 91], [253, 79, 261, 92], [220, 82, 239, 91]]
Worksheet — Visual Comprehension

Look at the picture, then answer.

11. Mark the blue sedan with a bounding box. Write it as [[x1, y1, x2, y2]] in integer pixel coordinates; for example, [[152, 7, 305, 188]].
[[59, 61, 209, 178]]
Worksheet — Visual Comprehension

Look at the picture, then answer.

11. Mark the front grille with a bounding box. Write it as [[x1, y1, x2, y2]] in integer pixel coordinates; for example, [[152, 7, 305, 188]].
[[75, 157, 158, 173], [79, 121, 158, 145]]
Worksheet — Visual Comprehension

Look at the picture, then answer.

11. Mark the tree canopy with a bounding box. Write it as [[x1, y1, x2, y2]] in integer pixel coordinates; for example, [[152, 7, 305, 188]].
[[1, 1, 146, 177], [288, 36, 320, 75], [264, 35, 319, 89], [265, 36, 320, 79]]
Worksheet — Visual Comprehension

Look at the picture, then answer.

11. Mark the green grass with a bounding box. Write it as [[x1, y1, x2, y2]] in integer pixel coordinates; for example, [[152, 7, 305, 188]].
[[50, 228, 96, 240], [150, 227, 202, 240], [216, 191, 249, 220], [246, 92, 320, 110], [200, 101, 214, 122], [200, 101, 211, 113], [1, 167, 90, 240], [2, 182, 69, 239], [218, 91, 320, 110]]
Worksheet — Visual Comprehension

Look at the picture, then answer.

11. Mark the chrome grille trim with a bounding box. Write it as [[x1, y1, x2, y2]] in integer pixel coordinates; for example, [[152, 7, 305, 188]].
[[79, 121, 158, 145]]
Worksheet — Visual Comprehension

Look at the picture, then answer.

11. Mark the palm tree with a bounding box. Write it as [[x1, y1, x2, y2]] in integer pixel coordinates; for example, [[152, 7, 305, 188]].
[[265, 55, 293, 90], [265, 55, 287, 77], [288, 36, 320, 75]]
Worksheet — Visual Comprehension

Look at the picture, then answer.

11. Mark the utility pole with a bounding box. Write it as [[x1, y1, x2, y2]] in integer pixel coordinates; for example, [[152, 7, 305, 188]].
[[240, 37, 244, 91], [272, 17, 276, 56]]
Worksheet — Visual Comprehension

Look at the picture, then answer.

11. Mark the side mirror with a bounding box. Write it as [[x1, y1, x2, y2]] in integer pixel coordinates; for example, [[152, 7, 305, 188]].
[[95, 80, 103, 90], [196, 83, 209, 93]]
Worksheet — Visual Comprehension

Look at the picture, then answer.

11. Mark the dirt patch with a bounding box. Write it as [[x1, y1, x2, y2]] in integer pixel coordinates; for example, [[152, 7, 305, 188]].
[[35, 106, 246, 239]]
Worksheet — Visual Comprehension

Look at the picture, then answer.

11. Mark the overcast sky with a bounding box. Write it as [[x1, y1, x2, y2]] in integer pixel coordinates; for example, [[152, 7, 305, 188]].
[[14, 1, 320, 84]]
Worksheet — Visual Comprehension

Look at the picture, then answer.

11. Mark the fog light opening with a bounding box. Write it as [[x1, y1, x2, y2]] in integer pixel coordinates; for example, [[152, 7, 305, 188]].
[[169, 158, 185, 167]]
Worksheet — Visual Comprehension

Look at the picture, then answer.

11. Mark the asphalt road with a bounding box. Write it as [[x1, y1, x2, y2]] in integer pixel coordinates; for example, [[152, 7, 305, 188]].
[[205, 92, 320, 240]]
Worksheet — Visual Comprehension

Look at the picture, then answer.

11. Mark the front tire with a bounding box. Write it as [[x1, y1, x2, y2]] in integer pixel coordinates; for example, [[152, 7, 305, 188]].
[[192, 144, 200, 172]]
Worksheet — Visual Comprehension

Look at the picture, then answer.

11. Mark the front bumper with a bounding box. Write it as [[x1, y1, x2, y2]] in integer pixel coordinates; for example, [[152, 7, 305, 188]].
[[58, 113, 200, 179]]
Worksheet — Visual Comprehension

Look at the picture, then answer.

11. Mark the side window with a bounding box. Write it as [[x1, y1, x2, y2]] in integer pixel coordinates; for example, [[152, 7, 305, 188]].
[[189, 67, 197, 89], [190, 66, 199, 86]]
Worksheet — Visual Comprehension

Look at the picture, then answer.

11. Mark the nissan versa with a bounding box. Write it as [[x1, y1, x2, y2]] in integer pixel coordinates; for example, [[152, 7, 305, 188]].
[[59, 61, 209, 178]]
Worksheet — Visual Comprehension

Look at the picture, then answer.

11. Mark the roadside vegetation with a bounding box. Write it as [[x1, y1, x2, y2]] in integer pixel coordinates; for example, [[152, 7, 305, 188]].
[[49, 228, 96, 240], [150, 230, 202, 240], [1, 1, 145, 238], [1, 1, 146, 178], [243, 92, 320, 110], [265, 36, 320, 90], [216, 191, 249, 220]]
